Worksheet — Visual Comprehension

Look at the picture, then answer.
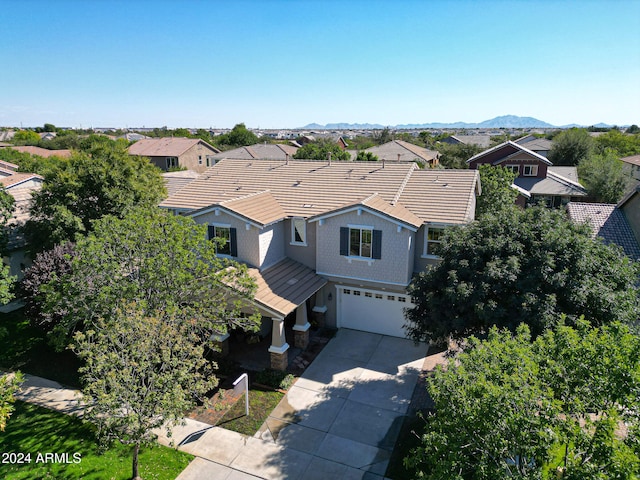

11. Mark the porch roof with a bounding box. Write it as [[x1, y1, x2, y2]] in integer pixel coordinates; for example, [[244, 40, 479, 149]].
[[248, 258, 327, 318]]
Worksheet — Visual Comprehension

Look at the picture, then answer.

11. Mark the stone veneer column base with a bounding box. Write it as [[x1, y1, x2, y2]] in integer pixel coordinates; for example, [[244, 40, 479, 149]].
[[293, 329, 310, 349], [270, 351, 288, 371]]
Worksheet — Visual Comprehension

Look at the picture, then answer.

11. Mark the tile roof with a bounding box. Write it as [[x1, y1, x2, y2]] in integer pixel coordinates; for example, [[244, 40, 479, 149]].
[[8, 146, 72, 158], [467, 141, 552, 166], [308, 193, 424, 229], [515, 137, 553, 152], [566, 203, 640, 260], [0, 173, 43, 189], [514, 174, 587, 197], [211, 143, 298, 161], [128, 138, 218, 157], [248, 258, 328, 317], [365, 140, 439, 163], [621, 154, 640, 168], [162, 170, 200, 197], [0, 159, 19, 171], [548, 166, 579, 182], [160, 159, 480, 225], [218, 191, 287, 227], [451, 135, 492, 148]]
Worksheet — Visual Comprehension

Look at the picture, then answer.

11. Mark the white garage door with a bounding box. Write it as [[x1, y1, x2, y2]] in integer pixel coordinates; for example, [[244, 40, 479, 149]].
[[337, 287, 413, 338]]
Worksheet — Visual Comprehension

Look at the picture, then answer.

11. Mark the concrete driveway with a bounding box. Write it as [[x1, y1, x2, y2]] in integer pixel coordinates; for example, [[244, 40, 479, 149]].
[[176, 329, 429, 479]]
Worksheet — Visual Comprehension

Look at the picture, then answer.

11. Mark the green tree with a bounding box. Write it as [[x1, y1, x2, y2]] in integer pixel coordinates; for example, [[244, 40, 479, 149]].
[[626, 124, 640, 134], [12, 130, 40, 146], [435, 142, 481, 169], [355, 151, 379, 162], [40, 207, 259, 350], [405, 205, 640, 342], [214, 123, 259, 149], [548, 128, 594, 166], [593, 130, 640, 157], [293, 138, 351, 161], [25, 144, 166, 253], [475, 164, 518, 217], [43, 123, 57, 133], [578, 150, 630, 203], [372, 127, 393, 145], [405, 322, 640, 479], [73, 304, 219, 480], [0, 187, 15, 303], [0, 372, 23, 432]]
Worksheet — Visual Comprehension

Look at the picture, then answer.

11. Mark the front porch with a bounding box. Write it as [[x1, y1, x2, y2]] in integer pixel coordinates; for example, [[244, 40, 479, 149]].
[[217, 257, 329, 371]]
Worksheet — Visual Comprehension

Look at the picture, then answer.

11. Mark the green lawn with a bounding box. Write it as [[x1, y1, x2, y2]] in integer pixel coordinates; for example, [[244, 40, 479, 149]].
[[0, 401, 192, 480], [0, 308, 81, 387], [217, 387, 284, 436]]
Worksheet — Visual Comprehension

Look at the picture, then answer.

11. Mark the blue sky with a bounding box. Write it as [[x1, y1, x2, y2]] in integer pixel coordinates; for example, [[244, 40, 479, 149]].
[[1, 0, 639, 128]]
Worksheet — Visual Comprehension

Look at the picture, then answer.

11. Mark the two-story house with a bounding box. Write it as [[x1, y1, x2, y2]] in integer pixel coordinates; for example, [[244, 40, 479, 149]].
[[160, 159, 480, 369], [467, 140, 587, 207], [128, 137, 220, 173]]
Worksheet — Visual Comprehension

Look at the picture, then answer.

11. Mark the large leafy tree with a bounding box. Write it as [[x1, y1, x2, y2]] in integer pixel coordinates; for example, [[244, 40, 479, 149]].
[[293, 138, 350, 161], [475, 164, 518, 217], [214, 123, 259, 149], [548, 128, 595, 166], [20, 242, 76, 332], [578, 149, 630, 203], [593, 129, 640, 157], [435, 142, 481, 169], [40, 207, 259, 350], [405, 205, 639, 342], [25, 143, 166, 253], [405, 321, 640, 479], [73, 304, 218, 480], [0, 187, 15, 303]]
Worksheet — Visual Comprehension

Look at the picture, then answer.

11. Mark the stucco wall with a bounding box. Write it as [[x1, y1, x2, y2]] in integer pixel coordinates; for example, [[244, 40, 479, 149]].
[[179, 143, 219, 173], [413, 224, 442, 273], [314, 209, 414, 286], [192, 210, 260, 267], [283, 218, 316, 270], [622, 193, 640, 244], [259, 221, 285, 270]]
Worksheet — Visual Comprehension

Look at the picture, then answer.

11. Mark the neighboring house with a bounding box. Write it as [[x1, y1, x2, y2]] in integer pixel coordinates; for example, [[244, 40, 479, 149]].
[[38, 132, 57, 141], [1, 172, 44, 278], [0, 131, 15, 142], [440, 135, 492, 149], [467, 140, 587, 207], [161, 158, 480, 369], [514, 135, 553, 158], [210, 143, 298, 163], [618, 185, 640, 247], [5, 145, 72, 158], [128, 137, 220, 173], [364, 140, 440, 167], [162, 170, 200, 197], [621, 154, 640, 187], [118, 132, 150, 142], [566, 197, 640, 261]]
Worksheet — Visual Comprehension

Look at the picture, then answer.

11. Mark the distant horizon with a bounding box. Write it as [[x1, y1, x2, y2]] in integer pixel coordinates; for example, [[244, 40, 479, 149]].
[[2, 114, 633, 131], [2, 1, 638, 129]]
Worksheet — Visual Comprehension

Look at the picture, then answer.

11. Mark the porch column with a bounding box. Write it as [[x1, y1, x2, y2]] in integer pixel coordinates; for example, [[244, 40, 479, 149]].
[[292, 304, 311, 349], [268, 317, 289, 371]]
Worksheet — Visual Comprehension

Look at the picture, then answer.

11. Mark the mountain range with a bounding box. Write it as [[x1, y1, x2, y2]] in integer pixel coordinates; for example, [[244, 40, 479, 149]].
[[301, 115, 614, 130]]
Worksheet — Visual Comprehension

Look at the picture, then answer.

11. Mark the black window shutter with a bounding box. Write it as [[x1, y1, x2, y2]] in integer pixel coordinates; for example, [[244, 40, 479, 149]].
[[372, 229, 382, 259], [208, 225, 215, 240], [230, 228, 238, 257], [339, 227, 349, 256]]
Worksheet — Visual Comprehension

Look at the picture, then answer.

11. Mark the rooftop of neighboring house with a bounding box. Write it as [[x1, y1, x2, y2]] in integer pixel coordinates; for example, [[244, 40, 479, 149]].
[[364, 140, 439, 164], [450, 135, 492, 148], [621, 154, 640, 168], [162, 170, 200, 197], [160, 158, 480, 225], [128, 137, 220, 157], [467, 140, 553, 166], [514, 136, 553, 152], [118, 132, 150, 142], [0, 172, 43, 189], [566, 202, 640, 260], [6, 145, 72, 158], [211, 143, 298, 161], [513, 166, 586, 197]]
